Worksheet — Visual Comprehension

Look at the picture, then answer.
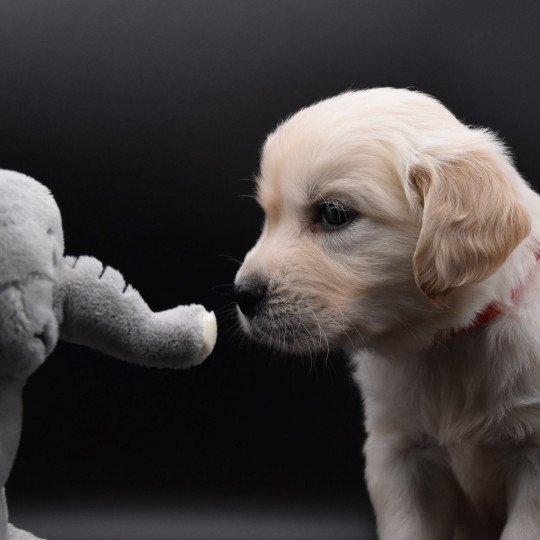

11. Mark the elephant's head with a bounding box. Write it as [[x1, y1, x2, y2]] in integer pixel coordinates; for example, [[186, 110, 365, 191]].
[[0, 170, 216, 379], [0, 170, 63, 378]]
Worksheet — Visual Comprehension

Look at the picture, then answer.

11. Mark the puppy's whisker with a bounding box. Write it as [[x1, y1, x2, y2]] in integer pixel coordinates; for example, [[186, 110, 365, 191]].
[[217, 254, 243, 265], [217, 311, 240, 324], [307, 307, 330, 367], [298, 319, 316, 370], [332, 304, 366, 349], [211, 283, 235, 291], [328, 309, 356, 352], [235, 176, 259, 186], [215, 301, 236, 314], [220, 321, 243, 338]]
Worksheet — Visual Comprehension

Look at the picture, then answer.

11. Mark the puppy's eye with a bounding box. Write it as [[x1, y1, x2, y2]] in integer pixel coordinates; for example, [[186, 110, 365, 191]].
[[318, 201, 355, 229]]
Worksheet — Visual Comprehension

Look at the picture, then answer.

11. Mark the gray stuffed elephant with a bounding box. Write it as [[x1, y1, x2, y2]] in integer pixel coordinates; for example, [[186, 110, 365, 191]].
[[0, 169, 217, 540]]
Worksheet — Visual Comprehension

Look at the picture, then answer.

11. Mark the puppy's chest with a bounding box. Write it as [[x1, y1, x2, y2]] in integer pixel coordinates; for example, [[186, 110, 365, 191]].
[[357, 341, 540, 444]]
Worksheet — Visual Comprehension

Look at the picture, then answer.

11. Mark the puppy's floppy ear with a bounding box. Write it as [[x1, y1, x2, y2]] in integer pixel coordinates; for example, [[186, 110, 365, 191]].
[[407, 137, 531, 301]]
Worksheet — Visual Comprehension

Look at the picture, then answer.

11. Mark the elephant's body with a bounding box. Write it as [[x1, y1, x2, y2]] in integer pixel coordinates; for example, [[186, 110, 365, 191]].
[[0, 170, 217, 539]]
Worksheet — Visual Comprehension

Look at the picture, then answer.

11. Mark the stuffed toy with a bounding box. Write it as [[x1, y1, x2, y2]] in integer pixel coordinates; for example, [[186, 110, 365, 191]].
[[0, 169, 217, 540]]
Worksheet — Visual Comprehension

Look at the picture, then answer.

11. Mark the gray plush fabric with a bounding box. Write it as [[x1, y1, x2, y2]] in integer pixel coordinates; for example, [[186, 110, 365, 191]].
[[59, 255, 212, 368], [6, 524, 43, 540], [0, 169, 217, 540]]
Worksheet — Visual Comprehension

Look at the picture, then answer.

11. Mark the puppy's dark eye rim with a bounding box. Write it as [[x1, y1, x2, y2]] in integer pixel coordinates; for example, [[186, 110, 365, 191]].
[[317, 200, 357, 228]]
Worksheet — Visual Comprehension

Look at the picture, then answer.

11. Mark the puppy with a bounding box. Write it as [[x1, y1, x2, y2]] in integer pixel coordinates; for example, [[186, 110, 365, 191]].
[[234, 88, 540, 539]]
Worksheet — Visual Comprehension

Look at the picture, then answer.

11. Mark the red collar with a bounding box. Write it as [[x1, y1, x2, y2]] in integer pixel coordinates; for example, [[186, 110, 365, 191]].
[[453, 248, 540, 336]]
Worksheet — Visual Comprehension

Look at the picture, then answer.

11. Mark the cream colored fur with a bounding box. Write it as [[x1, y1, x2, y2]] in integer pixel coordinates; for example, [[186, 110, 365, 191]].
[[235, 88, 540, 539]]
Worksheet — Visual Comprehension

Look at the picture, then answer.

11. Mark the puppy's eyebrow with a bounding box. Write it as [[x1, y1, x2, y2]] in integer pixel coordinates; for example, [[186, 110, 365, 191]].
[[305, 178, 355, 203], [305, 181, 325, 202], [304, 178, 373, 215]]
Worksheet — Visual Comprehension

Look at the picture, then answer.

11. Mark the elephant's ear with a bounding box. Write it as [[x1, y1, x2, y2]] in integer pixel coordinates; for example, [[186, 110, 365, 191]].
[[405, 138, 530, 301]]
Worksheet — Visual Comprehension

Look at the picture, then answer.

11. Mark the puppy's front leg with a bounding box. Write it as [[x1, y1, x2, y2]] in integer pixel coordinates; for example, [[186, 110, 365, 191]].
[[365, 433, 458, 540], [501, 445, 540, 540]]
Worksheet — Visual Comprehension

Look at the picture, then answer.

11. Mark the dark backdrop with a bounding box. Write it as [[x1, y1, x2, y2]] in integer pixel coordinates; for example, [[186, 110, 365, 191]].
[[0, 1, 539, 539]]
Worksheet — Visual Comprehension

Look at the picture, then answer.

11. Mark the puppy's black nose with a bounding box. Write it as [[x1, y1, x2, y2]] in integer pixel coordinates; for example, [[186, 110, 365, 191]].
[[234, 279, 267, 318]]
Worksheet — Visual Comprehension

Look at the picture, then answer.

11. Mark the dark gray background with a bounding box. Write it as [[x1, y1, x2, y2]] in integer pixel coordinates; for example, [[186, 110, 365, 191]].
[[0, 1, 539, 538]]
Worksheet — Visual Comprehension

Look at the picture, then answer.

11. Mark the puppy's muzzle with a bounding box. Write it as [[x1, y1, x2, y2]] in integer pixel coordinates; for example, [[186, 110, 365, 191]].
[[234, 276, 267, 318]]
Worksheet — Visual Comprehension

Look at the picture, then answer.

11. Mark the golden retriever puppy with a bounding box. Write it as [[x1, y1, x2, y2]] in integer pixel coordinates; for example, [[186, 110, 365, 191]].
[[234, 88, 540, 539]]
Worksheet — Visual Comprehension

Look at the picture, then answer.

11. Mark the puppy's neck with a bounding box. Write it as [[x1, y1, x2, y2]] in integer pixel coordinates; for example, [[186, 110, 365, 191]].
[[361, 237, 540, 359], [451, 237, 539, 323], [449, 243, 540, 337]]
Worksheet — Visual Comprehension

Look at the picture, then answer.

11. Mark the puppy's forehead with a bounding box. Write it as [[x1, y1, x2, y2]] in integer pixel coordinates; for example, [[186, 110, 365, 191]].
[[259, 131, 324, 199], [258, 113, 364, 209], [257, 116, 383, 214], [257, 134, 317, 218], [256, 88, 460, 216]]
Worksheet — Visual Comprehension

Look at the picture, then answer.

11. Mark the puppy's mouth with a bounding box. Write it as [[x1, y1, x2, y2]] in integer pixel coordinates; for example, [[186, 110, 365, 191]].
[[237, 300, 348, 355]]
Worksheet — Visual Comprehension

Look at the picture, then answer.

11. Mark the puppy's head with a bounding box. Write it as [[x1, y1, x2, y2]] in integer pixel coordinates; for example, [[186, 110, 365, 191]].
[[235, 88, 531, 354]]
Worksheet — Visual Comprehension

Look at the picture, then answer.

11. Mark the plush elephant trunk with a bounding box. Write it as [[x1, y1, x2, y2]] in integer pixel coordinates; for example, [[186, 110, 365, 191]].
[[57, 256, 217, 369]]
